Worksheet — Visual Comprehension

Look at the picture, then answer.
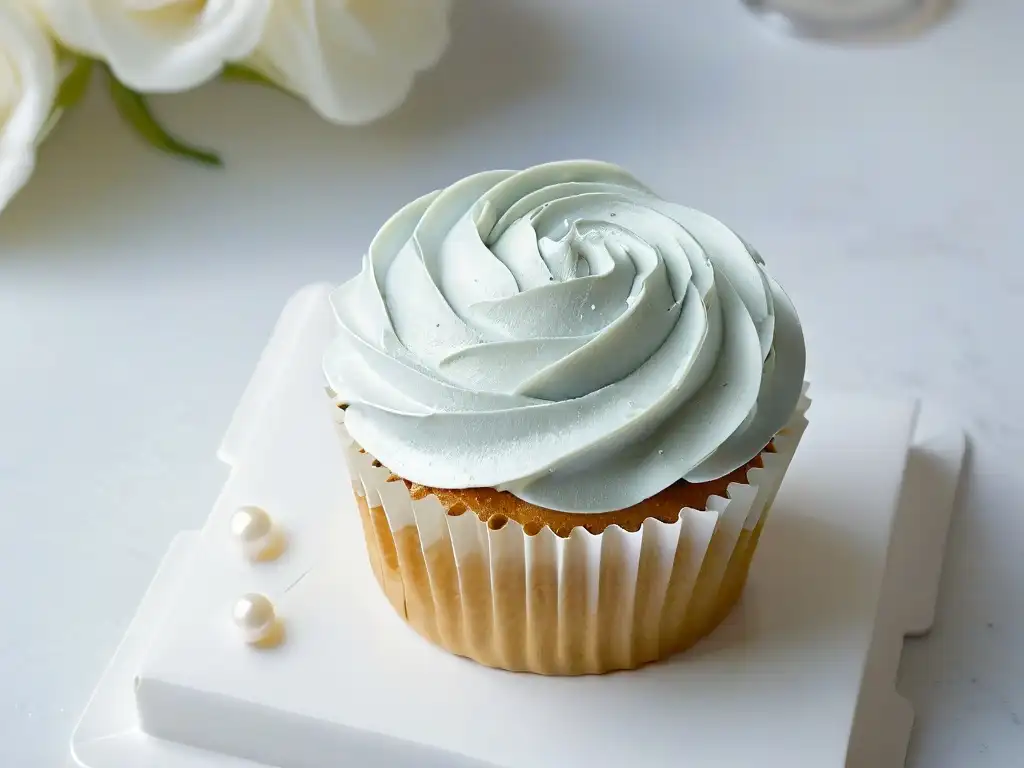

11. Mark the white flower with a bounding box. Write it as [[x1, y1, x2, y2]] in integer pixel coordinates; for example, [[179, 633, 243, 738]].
[[247, 0, 452, 124], [36, 0, 271, 92], [0, 2, 58, 213]]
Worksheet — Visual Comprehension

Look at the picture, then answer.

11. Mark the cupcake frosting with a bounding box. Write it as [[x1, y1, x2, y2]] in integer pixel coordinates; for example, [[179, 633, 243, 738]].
[[325, 160, 805, 513]]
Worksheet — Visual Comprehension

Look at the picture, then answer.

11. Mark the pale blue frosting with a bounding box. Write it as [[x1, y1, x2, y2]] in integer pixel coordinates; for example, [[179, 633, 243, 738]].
[[325, 160, 806, 513]]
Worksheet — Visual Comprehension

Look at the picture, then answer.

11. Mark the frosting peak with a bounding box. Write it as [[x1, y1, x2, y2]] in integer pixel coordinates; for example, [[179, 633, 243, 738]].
[[325, 160, 806, 513]]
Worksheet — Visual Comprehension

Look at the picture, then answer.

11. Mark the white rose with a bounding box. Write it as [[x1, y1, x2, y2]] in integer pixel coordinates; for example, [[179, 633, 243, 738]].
[[0, 2, 58, 213], [36, 0, 271, 92], [247, 0, 452, 124]]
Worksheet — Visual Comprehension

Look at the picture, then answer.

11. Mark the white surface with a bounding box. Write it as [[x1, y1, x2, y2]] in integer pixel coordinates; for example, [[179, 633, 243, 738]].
[[1, 1, 1022, 766], [71, 285, 961, 768]]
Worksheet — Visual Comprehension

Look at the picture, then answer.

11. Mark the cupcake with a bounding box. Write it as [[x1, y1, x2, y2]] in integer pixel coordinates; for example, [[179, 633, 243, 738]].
[[325, 160, 808, 675]]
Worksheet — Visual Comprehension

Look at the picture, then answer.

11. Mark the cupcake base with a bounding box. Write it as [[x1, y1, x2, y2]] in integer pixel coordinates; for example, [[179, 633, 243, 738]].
[[343, 396, 808, 675], [357, 493, 768, 674]]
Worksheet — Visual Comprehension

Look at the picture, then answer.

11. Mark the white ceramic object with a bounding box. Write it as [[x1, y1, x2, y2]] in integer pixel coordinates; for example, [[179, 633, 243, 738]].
[[70, 284, 965, 768], [742, 0, 951, 41]]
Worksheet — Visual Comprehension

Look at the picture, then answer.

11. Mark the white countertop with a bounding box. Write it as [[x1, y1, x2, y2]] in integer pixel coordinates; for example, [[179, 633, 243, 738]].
[[1, 1, 1022, 766]]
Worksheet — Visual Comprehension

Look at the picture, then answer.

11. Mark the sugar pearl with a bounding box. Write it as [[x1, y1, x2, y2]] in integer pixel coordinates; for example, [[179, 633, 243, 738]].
[[230, 506, 285, 562], [232, 593, 278, 645]]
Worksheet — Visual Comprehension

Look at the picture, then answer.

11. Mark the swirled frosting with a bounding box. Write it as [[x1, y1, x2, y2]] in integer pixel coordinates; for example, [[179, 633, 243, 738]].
[[325, 160, 805, 513]]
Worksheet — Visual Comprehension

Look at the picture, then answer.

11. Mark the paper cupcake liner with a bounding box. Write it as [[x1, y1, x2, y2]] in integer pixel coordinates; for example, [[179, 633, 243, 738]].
[[338, 389, 810, 675]]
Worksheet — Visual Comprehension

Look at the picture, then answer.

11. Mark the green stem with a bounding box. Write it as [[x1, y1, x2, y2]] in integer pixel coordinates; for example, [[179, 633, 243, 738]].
[[107, 69, 222, 167]]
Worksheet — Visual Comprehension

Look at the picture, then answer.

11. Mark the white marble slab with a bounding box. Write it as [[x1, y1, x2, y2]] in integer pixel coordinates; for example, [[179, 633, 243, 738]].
[[71, 286, 964, 768]]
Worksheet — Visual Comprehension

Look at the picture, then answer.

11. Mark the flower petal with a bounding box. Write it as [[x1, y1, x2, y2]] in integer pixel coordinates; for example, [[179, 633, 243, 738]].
[[39, 0, 271, 92], [247, 0, 451, 124], [0, 4, 58, 212]]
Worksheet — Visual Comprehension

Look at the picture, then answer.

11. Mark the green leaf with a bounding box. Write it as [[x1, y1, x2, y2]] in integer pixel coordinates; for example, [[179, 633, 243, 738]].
[[220, 63, 298, 101], [56, 56, 93, 111], [107, 72, 222, 167], [221, 62, 275, 86], [38, 56, 94, 145]]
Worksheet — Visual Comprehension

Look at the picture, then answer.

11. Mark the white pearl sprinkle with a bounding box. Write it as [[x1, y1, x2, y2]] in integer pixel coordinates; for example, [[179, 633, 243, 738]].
[[233, 593, 278, 645], [230, 506, 285, 562], [231, 505, 271, 542]]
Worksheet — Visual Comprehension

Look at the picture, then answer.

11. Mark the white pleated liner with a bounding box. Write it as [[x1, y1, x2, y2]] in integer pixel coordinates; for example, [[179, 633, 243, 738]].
[[338, 387, 810, 673]]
